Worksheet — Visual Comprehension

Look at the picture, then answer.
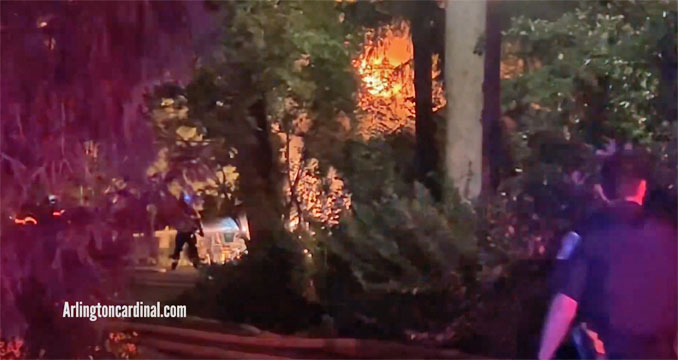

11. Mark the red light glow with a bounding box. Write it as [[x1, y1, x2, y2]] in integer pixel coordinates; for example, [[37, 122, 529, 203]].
[[14, 216, 37, 225]]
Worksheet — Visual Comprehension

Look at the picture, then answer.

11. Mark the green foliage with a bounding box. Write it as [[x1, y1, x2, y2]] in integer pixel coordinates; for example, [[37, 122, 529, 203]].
[[308, 135, 477, 338], [502, 1, 676, 147], [336, 136, 415, 204], [170, 0, 364, 225], [218, 1, 364, 176], [221, 0, 360, 118], [328, 182, 476, 293], [172, 1, 363, 333], [498, 1, 677, 260]]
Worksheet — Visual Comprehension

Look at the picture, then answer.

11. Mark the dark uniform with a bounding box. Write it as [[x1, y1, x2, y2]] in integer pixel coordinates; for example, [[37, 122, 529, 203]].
[[559, 201, 677, 359], [171, 229, 200, 269], [551, 231, 585, 359], [170, 201, 203, 270]]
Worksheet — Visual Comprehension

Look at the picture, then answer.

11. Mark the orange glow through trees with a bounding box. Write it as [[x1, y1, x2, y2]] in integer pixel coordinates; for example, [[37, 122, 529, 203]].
[[352, 20, 446, 138]]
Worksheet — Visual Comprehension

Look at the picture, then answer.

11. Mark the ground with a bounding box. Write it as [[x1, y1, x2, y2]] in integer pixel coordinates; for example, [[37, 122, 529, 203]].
[[117, 266, 481, 359]]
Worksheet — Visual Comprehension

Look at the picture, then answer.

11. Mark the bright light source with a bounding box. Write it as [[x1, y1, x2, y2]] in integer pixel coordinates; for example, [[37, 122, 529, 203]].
[[14, 216, 37, 225]]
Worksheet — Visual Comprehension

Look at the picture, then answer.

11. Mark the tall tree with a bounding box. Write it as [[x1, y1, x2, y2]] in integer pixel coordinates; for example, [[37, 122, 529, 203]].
[[411, 1, 442, 200], [181, 0, 359, 245], [445, 0, 486, 200], [481, 0, 505, 195], [479, 0, 576, 195]]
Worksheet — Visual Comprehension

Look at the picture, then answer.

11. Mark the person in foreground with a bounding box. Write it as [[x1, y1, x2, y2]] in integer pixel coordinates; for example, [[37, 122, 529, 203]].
[[538, 150, 677, 360]]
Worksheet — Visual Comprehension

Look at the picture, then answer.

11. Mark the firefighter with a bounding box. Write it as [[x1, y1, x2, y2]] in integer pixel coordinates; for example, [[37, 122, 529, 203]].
[[170, 194, 204, 270]]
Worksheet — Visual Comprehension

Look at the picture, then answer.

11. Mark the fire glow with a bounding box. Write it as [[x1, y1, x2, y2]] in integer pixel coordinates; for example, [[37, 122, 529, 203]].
[[352, 20, 446, 137], [286, 21, 447, 231]]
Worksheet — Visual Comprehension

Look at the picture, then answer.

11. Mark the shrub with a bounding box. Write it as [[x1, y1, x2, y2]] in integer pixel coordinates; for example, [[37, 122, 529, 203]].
[[176, 230, 323, 334], [313, 134, 478, 340]]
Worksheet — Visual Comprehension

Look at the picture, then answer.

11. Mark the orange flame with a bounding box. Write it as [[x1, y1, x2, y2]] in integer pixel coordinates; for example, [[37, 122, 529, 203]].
[[352, 20, 446, 138], [284, 21, 448, 231]]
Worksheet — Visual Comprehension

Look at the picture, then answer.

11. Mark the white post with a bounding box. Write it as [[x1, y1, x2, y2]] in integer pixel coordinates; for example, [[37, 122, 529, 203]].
[[445, 0, 486, 200]]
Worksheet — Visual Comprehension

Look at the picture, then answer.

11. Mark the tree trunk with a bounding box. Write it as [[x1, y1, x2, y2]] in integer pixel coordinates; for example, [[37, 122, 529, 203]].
[[237, 98, 282, 247], [445, 0, 486, 200], [583, 77, 609, 148], [481, 0, 505, 195], [658, 30, 677, 124], [411, 4, 441, 200]]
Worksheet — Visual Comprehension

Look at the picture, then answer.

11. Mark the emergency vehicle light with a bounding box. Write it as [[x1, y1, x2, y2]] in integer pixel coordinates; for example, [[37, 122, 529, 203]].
[[14, 216, 37, 225]]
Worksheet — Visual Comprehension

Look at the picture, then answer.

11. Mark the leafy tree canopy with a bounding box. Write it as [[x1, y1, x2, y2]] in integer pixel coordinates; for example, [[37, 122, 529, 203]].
[[503, 0, 676, 147]]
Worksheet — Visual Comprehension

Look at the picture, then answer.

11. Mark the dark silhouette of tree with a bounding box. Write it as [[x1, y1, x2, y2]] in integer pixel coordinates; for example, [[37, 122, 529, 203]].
[[411, 1, 442, 200], [481, 0, 507, 195]]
